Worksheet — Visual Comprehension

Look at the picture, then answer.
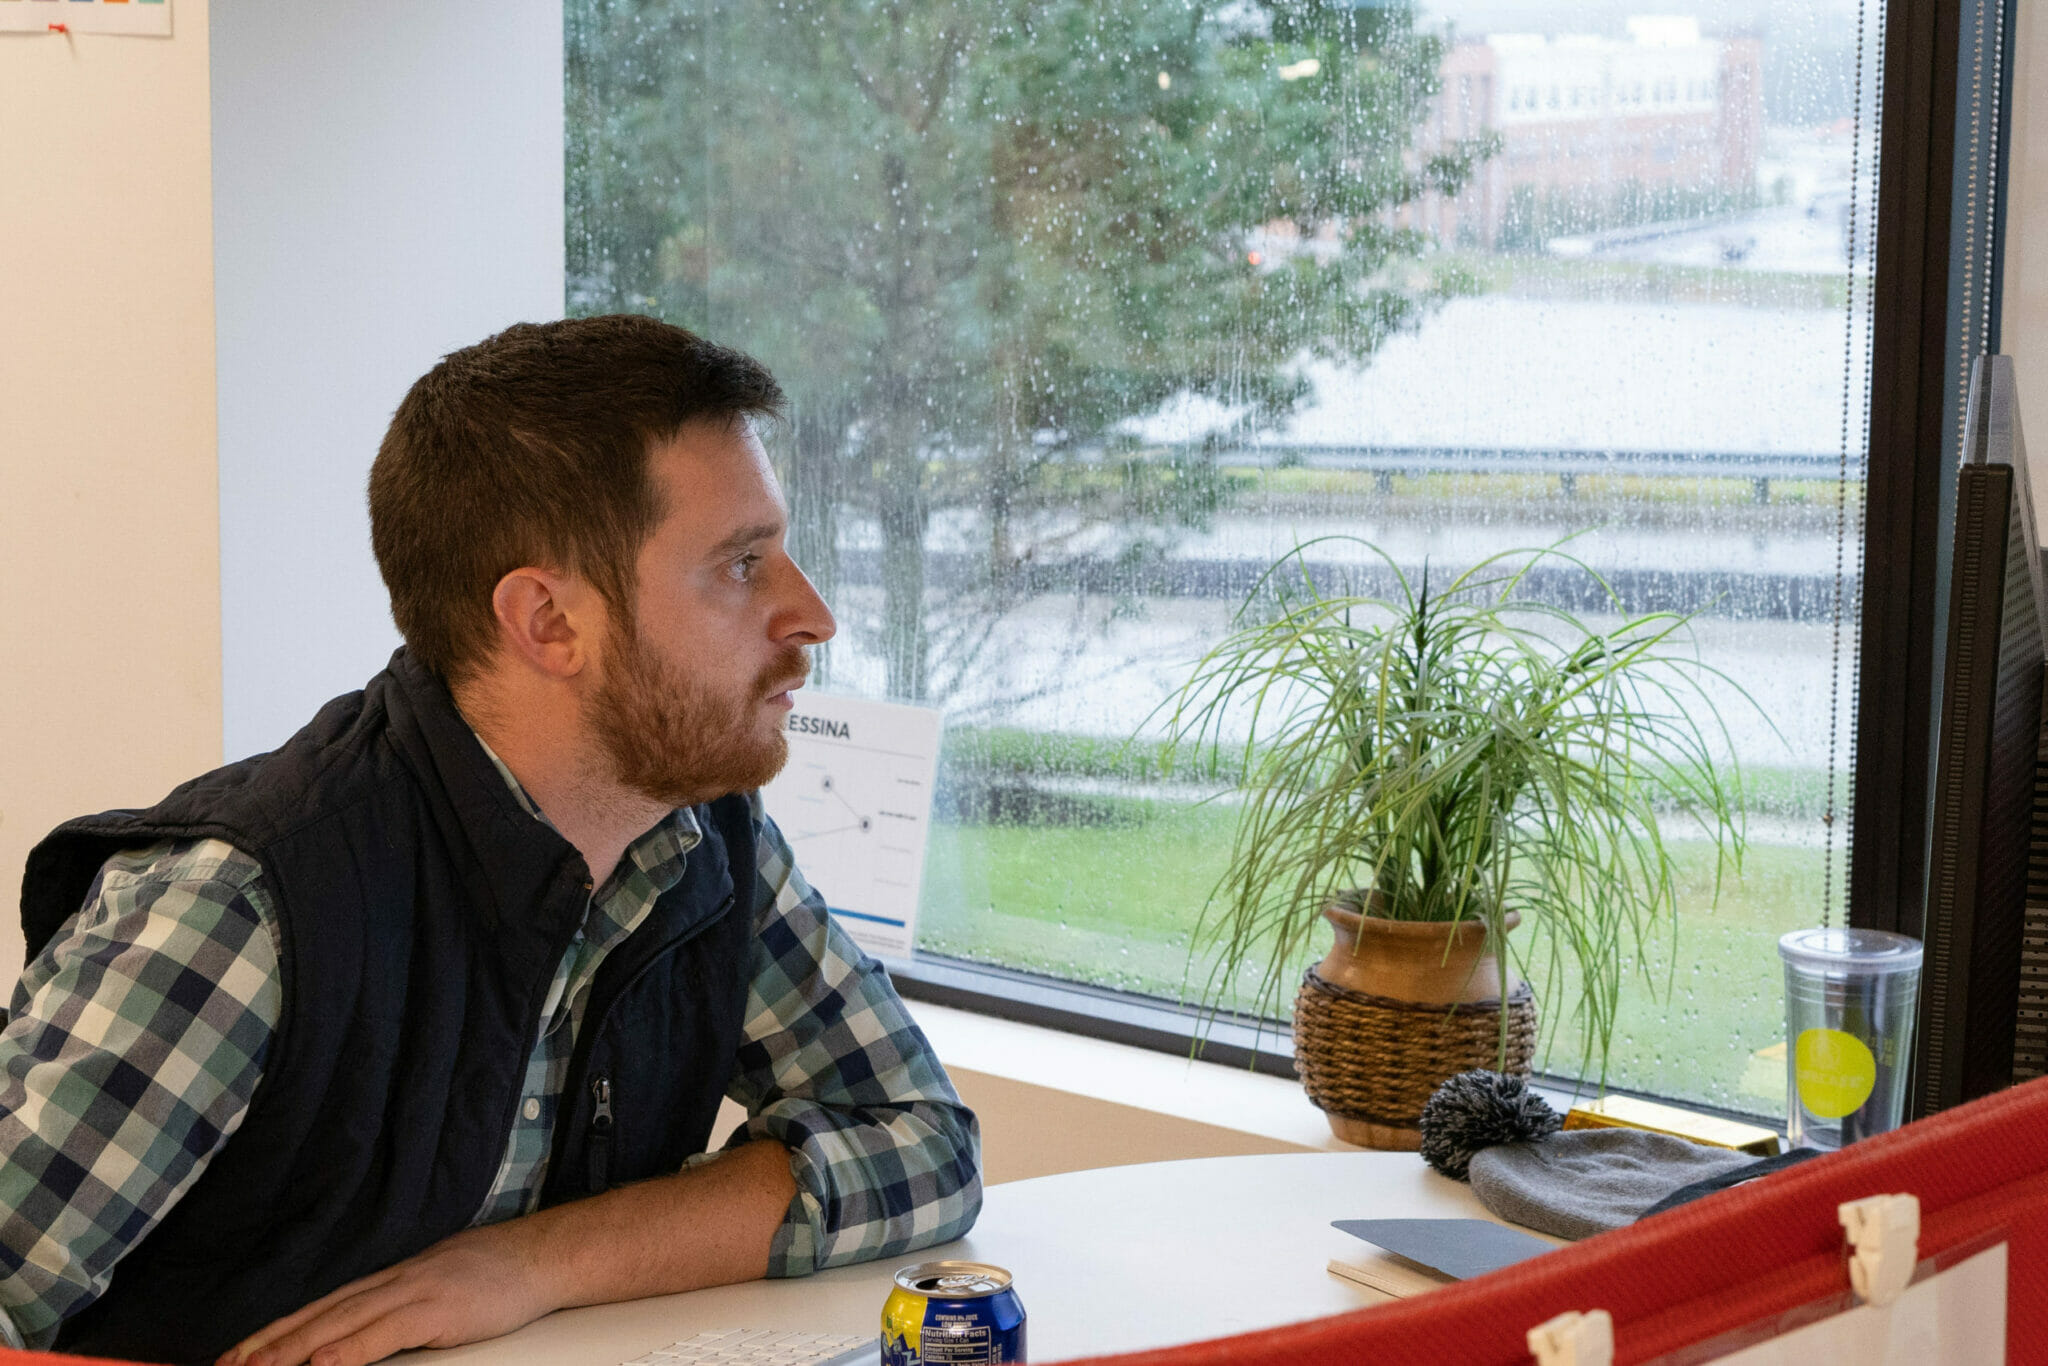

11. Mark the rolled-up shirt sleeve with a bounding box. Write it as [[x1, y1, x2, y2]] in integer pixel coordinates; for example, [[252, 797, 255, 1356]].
[[0, 840, 280, 1348], [709, 797, 981, 1277]]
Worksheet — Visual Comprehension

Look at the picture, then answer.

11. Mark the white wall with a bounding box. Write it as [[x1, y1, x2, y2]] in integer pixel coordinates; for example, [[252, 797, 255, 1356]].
[[0, 11, 223, 988], [211, 0, 566, 759]]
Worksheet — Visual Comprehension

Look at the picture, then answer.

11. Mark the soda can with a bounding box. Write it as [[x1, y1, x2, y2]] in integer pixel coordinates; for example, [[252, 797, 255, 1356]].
[[880, 1260, 1027, 1365]]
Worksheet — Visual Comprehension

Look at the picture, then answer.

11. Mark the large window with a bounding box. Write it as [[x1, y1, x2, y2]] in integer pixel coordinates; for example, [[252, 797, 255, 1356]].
[[567, 0, 1887, 1113]]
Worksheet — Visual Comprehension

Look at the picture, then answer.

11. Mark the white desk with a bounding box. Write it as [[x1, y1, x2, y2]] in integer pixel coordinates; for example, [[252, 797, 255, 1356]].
[[395, 1152, 1559, 1365]]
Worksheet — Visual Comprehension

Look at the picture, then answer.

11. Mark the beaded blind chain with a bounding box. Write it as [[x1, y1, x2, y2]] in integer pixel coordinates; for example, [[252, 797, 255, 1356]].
[[1823, 0, 1885, 933]]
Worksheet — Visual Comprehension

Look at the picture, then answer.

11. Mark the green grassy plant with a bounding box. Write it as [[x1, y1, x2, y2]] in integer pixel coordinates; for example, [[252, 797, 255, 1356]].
[[1153, 539, 1756, 1077]]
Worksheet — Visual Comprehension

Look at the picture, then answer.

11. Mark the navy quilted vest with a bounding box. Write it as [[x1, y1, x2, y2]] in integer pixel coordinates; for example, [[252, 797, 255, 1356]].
[[17, 649, 755, 1363]]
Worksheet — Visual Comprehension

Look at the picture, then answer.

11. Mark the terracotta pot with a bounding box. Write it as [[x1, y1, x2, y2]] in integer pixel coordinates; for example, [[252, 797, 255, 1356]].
[[1296, 897, 1529, 1150]]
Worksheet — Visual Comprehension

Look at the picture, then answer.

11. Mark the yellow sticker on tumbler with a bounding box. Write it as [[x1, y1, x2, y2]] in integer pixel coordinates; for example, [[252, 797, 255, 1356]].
[[1795, 1028, 1877, 1118]]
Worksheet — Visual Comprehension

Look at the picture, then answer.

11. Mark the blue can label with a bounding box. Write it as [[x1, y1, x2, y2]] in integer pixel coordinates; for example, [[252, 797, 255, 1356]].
[[881, 1261, 1026, 1365]]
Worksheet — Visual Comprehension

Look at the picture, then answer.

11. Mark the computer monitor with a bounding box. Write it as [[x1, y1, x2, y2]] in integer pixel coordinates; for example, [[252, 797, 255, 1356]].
[[1918, 353, 2048, 1116]]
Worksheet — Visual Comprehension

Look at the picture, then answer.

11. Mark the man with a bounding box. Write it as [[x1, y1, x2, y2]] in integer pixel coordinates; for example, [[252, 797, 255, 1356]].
[[2, 316, 981, 1363]]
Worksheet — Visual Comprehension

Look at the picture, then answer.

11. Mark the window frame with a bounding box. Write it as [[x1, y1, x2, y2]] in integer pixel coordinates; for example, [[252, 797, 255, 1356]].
[[1852, 0, 2013, 948], [877, 0, 2014, 1124]]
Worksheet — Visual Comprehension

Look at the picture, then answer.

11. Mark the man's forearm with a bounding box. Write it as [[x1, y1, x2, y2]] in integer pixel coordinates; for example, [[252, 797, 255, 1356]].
[[224, 1140, 799, 1366], [534, 1138, 799, 1307]]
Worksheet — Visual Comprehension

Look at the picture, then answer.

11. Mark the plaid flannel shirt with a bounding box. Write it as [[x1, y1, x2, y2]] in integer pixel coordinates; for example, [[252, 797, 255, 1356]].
[[0, 761, 979, 1348]]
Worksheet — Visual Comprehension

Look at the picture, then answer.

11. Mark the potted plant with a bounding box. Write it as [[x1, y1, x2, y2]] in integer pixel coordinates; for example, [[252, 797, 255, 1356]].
[[1157, 540, 1747, 1149]]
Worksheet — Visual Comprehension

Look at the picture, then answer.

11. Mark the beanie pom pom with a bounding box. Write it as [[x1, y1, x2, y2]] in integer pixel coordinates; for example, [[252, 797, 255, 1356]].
[[1418, 1070, 1561, 1181]]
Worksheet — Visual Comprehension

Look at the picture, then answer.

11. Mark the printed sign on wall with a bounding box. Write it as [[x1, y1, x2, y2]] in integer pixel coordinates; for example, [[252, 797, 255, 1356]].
[[760, 692, 942, 960], [2, 0, 172, 36]]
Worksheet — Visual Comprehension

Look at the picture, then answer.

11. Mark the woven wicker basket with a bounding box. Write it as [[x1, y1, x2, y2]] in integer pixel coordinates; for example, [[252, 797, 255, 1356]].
[[1293, 969, 1537, 1149], [1294, 901, 1534, 1149]]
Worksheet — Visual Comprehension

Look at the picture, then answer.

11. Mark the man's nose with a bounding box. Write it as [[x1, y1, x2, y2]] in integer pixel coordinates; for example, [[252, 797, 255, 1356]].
[[781, 561, 837, 645]]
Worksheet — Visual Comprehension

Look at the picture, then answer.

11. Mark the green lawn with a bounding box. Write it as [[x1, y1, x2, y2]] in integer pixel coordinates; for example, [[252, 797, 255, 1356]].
[[917, 798, 1818, 1117]]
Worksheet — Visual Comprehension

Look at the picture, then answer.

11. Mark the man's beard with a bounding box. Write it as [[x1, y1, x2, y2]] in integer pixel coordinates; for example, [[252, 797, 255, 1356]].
[[587, 619, 808, 809]]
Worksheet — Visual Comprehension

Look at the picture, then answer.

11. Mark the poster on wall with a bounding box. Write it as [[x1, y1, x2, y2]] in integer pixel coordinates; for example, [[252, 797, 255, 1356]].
[[1, 0, 172, 36], [759, 692, 942, 960]]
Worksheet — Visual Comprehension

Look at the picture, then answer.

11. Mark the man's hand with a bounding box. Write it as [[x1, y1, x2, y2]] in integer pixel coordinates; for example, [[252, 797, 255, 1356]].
[[216, 1218, 557, 1366], [218, 1139, 798, 1366]]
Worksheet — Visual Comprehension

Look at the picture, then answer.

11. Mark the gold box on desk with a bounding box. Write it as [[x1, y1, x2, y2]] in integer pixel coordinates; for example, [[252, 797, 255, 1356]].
[[1562, 1094, 1783, 1156]]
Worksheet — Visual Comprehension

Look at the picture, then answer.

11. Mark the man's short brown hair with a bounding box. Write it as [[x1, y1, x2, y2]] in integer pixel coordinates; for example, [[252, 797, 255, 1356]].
[[369, 315, 784, 686]]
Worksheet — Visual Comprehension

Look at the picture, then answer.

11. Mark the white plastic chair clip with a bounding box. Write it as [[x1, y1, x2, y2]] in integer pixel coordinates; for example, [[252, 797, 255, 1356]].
[[1838, 1192, 1920, 1308], [1526, 1308, 1614, 1366]]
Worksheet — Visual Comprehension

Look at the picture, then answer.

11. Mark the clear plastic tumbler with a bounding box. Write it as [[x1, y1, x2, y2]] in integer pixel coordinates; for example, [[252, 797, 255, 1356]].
[[1777, 927, 1923, 1150]]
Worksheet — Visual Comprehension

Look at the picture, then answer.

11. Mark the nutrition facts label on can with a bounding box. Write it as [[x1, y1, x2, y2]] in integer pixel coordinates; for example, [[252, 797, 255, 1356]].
[[922, 1326, 993, 1362]]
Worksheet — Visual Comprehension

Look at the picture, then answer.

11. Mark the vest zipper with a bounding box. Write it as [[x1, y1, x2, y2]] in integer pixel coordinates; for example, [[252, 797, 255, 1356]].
[[553, 888, 737, 1194], [587, 1075, 614, 1193]]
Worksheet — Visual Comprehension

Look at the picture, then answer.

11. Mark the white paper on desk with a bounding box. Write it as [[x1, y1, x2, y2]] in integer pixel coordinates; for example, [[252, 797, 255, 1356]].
[[1661, 1242, 2005, 1365], [0, 1, 173, 35], [760, 692, 941, 959]]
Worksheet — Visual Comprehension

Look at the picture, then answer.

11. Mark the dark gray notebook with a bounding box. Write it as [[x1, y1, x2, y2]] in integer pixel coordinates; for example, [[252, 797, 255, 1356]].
[[1333, 1218, 1554, 1281]]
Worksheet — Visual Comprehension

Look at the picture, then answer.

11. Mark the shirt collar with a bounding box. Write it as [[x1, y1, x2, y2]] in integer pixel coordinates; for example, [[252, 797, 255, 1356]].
[[468, 730, 702, 902]]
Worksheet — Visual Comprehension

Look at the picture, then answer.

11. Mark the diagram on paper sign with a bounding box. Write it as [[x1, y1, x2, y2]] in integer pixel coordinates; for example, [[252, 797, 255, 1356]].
[[760, 693, 942, 959], [799, 774, 875, 840]]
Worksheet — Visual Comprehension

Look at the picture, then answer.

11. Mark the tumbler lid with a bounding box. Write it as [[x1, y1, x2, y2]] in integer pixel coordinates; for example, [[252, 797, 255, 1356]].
[[1778, 926, 1923, 975]]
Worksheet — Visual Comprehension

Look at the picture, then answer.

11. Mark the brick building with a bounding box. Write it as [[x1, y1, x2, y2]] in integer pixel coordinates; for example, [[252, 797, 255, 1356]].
[[1412, 17, 1764, 251]]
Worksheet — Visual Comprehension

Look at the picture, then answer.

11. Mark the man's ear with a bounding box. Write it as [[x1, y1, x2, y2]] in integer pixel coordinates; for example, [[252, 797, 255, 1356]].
[[490, 568, 596, 679]]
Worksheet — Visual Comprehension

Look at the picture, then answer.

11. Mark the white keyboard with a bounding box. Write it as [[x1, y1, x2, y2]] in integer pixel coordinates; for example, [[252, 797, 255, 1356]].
[[622, 1328, 876, 1366]]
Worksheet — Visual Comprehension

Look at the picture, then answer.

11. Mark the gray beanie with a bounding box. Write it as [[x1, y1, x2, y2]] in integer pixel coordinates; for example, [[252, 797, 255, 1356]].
[[1419, 1070, 1766, 1241], [1468, 1128, 1756, 1240]]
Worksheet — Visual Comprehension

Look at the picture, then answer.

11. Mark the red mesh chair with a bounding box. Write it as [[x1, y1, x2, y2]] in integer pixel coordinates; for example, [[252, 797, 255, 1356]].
[[1060, 1076, 2048, 1365]]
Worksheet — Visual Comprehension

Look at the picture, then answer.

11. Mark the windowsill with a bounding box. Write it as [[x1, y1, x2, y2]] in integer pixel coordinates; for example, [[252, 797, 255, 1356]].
[[907, 1000, 1615, 1159], [909, 1000, 1360, 1154], [712, 949, 1785, 1181], [727, 953, 1788, 1181], [887, 953, 1781, 1147]]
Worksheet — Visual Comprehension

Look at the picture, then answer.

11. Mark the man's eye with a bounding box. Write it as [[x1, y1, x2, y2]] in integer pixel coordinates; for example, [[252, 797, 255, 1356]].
[[727, 554, 761, 583]]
